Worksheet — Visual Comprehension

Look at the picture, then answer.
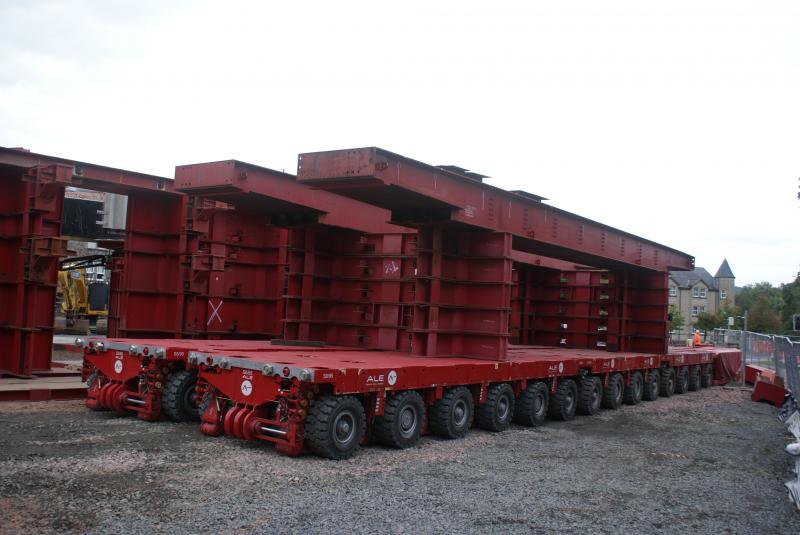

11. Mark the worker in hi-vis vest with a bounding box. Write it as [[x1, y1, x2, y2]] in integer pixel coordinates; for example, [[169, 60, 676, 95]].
[[693, 330, 701, 346]]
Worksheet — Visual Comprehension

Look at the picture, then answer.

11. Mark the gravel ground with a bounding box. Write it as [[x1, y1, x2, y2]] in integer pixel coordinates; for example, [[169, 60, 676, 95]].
[[0, 387, 796, 534]]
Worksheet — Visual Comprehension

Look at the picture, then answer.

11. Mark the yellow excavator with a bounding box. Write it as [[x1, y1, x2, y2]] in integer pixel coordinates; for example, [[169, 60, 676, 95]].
[[57, 254, 110, 333]]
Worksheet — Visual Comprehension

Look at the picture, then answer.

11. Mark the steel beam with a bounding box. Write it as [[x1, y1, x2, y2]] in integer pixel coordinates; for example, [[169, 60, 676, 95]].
[[297, 147, 694, 272], [0, 147, 173, 194], [174, 160, 406, 235]]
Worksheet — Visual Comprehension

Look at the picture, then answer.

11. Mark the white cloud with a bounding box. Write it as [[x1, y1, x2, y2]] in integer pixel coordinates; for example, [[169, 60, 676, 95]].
[[1, 0, 798, 285]]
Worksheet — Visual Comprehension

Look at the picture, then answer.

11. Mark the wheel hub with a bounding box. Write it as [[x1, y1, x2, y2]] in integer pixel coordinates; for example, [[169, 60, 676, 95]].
[[333, 412, 355, 445], [399, 406, 417, 437], [453, 400, 467, 426], [497, 396, 509, 420]]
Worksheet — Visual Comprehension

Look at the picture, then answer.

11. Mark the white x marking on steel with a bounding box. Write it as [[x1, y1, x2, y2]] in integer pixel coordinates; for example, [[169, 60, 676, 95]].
[[207, 299, 223, 326]]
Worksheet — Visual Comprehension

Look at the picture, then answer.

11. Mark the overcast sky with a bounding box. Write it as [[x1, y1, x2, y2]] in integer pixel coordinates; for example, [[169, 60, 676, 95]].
[[1, 1, 798, 286]]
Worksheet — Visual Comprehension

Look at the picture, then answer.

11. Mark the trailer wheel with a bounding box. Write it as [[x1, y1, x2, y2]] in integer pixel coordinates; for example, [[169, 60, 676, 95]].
[[306, 395, 365, 459], [430, 386, 474, 439], [602, 373, 624, 409], [577, 376, 602, 415], [659, 368, 675, 397], [162, 370, 200, 422], [373, 390, 425, 449], [643, 369, 659, 401], [688, 365, 701, 391], [513, 381, 549, 427], [547, 379, 577, 421], [476, 383, 515, 432], [701, 364, 713, 388], [674, 367, 689, 394], [623, 371, 643, 405]]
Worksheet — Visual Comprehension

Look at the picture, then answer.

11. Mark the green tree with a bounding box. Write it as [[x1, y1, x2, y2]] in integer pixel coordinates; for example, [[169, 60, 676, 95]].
[[668, 304, 684, 332], [781, 273, 800, 330], [695, 310, 725, 332], [737, 282, 784, 333]]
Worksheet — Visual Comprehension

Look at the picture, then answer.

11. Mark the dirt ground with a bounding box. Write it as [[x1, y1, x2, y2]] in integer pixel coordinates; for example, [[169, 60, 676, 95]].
[[0, 387, 796, 534]]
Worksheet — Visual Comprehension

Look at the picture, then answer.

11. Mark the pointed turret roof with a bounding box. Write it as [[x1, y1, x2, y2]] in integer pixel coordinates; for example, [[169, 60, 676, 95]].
[[714, 258, 735, 279]]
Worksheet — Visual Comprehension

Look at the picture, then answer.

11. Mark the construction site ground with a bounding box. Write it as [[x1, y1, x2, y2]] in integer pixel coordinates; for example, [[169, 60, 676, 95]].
[[0, 387, 795, 534]]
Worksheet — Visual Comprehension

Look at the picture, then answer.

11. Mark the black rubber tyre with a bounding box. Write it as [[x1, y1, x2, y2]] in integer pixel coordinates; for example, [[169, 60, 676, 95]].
[[476, 383, 515, 432], [701, 364, 713, 388], [305, 395, 366, 459], [623, 371, 644, 405], [577, 376, 602, 415], [659, 368, 676, 397], [429, 386, 474, 439], [547, 379, 578, 421], [688, 365, 701, 391], [643, 369, 659, 401], [513, 381, 549, 427], [674, 367, 689, 394], [602, 373, 624, 409], [373, 390, 425, 449], [162, 369, 200, 422]]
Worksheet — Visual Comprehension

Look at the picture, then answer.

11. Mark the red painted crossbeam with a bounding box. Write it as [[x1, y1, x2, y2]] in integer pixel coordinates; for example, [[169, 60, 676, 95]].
[[297, 147, 694, 272], [174, 160, 407, 235], [0, 146, 174, 194]]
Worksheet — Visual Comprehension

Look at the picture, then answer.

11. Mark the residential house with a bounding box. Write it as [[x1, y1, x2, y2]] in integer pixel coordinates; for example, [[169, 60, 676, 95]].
[[668, 259, 735, 340]]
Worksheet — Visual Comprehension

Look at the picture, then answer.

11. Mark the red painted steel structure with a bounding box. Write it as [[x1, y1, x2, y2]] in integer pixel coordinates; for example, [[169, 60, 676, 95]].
[[0, 163, 70, 375], [173, 159, 416, 350], [0, 147, 175, 376], [296, 147, 695, 272], [174, 160, 403, 235], [182, 200, 288, 339], [284, 227, 417, 350], [69, 145, 744, 460], [297, 147, 688, 358], [107, 190, 187, 338], [412, 227, 513, 359]]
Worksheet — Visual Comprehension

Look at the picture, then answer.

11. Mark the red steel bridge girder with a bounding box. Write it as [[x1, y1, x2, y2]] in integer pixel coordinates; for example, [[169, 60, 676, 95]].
[[296, 147, 694, 273]]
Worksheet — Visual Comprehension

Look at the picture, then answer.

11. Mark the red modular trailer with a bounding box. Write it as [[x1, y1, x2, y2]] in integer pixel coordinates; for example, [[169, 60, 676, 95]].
[[191, 344, 740, 458], [79, 336, 368, 421]]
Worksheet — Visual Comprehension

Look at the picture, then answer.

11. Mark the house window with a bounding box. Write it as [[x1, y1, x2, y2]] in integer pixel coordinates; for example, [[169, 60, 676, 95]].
[[721, 289, 727, 300], [692, 287, 699, 298], [669, 286, 677, 297], [699, 306, 705, 314], [691, 306, 698, 317], [699, 287, 707, 298]]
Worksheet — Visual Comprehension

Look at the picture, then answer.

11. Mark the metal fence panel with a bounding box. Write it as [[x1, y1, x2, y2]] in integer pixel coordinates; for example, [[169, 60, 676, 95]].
[[711, 328, 800, 397]]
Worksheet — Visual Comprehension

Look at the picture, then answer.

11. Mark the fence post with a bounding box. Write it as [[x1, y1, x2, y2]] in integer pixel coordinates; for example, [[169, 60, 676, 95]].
[[773, 336, 782, 380], [741, 330, 748, 384]]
